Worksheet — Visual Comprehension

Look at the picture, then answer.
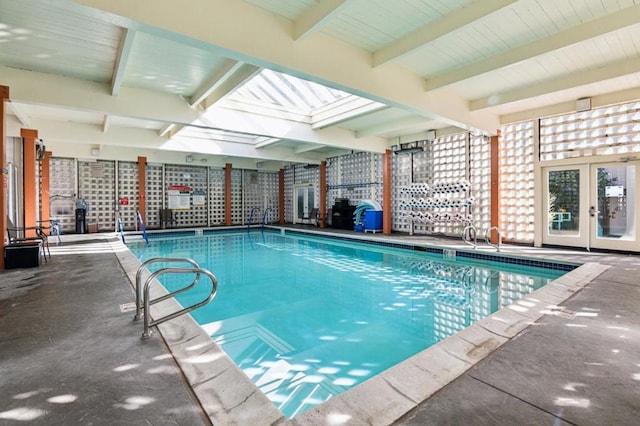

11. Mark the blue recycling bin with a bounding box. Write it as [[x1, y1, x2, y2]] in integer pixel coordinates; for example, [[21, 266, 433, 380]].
[[364, 210, 383, 233]]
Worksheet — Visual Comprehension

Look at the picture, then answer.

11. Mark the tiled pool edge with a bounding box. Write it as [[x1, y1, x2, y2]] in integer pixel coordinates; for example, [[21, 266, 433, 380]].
[[110, 234, 608, 426]]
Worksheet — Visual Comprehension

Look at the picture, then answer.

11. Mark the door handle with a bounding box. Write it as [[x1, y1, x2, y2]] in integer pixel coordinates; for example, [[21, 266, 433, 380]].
[[589, 206, 599, 217]]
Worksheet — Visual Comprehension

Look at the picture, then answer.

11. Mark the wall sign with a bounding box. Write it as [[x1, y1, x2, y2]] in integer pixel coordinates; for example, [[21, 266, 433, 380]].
[[167, 185, 191, 210]]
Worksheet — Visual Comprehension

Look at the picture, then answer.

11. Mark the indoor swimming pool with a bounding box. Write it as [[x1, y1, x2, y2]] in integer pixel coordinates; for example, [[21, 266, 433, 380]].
[[127, 230, 570, 418]]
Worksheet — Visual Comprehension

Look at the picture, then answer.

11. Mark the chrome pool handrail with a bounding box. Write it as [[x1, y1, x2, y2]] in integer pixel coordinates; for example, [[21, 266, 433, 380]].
[[134, 257, 201, 321], [141, 266, 217, 339], [247, 207, 258, 230], [484, 226, 502, 252], [462, 225, 477, 249], [262, 207, 272, 229]]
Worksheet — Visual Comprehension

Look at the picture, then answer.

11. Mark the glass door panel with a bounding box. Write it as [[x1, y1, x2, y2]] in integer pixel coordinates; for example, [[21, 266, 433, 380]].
[[293, 185, 315, 224], [547, 169, 580, 236], [542, 165, 588, 248], [590, 163, 637, 250]]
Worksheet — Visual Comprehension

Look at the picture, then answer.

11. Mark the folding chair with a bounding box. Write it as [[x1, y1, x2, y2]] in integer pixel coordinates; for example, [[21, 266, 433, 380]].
[[6, 218, 50, 262]]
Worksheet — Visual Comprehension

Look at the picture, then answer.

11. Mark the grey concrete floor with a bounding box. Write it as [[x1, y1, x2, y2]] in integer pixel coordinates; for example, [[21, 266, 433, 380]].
[[395, 252, 640, 425], [1, 229, 639, 425], [0, 236, 209, 425]]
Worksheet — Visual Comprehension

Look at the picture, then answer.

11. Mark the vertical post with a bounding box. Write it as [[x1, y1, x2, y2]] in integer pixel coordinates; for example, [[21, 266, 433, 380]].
[[41, 151, 52, 227], [21, 129, 38, 237], [0, 85, 9, 270], [490, 132, 501, 244], [319, 161, 326, 228], [278, 169, 285, 224], [383, 149, 392, 235], [137, 156, 146, 222], [224, 163, 232, 226]]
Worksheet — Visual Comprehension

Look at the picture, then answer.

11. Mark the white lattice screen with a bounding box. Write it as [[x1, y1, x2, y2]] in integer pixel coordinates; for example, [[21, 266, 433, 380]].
[[326, 152, 382, 208], [540, 100, 640, 161], [49, 157, 76, 233], [499, 121, 535, 243], [230, 169, 243, 225], [164, 164, 208, 228], [391, 153, 412, 232], [145, 164, 164, 228], [208, 168, 226, 226], [469, 135, 491, 234], [117, 161, 139, 230], [78, 160, 116, 231]]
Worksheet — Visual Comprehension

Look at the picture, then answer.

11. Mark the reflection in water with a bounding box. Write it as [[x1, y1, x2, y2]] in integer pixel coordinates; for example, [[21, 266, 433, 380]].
[[130, 231, 566, 418]]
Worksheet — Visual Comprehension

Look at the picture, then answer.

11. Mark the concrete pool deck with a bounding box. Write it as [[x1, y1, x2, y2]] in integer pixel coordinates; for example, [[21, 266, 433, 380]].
[[1, 227, 639, 425]]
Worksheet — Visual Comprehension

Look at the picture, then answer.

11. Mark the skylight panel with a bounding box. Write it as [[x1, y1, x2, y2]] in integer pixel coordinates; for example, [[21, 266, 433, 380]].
[[230, 68, 350, 113]]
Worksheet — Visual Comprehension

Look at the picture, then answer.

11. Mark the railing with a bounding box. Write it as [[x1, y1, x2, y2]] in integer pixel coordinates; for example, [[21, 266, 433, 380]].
[[134, 257, 218, 339], [262, 207, 272, 229], [247, 207, 258, 230], [462, 225, 477, 249], [137, 210, 149, 244], [117, 216, 125, 243], [484, 226, 502, 252]]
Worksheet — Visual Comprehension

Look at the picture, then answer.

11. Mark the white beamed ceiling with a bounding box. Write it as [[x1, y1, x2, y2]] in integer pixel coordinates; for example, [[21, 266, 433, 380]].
[[1, 0, 639, 170]]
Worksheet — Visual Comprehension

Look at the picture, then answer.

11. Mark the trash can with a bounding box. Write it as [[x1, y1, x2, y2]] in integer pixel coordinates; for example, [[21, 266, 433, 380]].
[[75, 208, 87, 234]]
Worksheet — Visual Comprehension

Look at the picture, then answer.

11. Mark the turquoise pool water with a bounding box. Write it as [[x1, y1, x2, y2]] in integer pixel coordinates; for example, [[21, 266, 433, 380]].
[[128, 230, 566, 418]]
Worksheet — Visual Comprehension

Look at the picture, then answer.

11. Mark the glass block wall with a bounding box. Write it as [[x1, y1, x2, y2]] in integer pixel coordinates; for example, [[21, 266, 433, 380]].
[[48, 159, 279, 231], [209, 168, 226, 226], [230, 169, 244, 225], [469, 134, 491, 234], [326, 152, 383, 206], [391, 153, 413, 233], [392, 133, 487, 237], [117, 161, 139, 230], [77, 160, 116, 231], [164, 164, 208, 228], [499, 121, 535, 243], [49, 157, 76, 233], [243, 170, 280, 225], [145, 164, 164, 228], [540, 100, 640, 161]]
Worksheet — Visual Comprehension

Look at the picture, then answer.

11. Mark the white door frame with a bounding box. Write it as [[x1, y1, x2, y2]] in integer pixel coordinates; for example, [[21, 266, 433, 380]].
[[293, 184, 315, 224], [541, 160, 639, 251]]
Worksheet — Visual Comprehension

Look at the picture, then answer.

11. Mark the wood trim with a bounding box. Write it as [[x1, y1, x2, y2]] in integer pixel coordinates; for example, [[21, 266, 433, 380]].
[[0, 86, 9, 269], [21, 128, 38, 237]]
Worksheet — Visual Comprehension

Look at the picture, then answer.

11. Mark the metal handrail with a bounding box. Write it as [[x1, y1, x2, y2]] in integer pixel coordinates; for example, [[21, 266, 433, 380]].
[[462, 225, 477, 249], [484, 226, 502, 252], [141, 267, 217, 339], [261, 207, 272, 229], [134, 257, 201, 321], [247, 207, 258, 230]]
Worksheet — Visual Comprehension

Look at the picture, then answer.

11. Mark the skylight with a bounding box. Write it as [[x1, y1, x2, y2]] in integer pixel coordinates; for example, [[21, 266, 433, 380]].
[[229, 69, 351, 112]]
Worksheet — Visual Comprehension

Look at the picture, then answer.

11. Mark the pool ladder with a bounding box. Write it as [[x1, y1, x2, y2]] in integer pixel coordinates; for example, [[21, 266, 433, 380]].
[[134, 257, 218, 339], [484, 226, 502, 252], [462, 225, 477, 249], [247, 207, 258, 230]]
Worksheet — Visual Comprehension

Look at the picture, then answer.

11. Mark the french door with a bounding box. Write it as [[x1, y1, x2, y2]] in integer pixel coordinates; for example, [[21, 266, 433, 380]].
[[542, 161, 639, 251], [293, 185, 315, 224]]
